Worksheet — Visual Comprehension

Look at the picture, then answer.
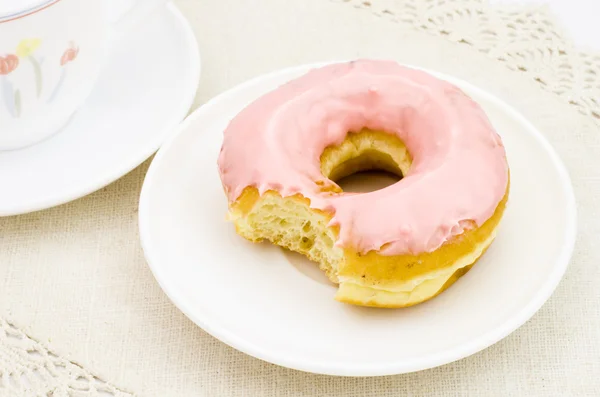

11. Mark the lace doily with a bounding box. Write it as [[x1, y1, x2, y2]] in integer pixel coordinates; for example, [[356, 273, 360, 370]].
[[0, 319, 132, 397], [334, 0, 600, 123]]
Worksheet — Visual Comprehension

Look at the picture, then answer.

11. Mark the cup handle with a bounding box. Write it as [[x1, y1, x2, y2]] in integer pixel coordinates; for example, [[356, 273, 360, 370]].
[[111, 0, 172, 37]]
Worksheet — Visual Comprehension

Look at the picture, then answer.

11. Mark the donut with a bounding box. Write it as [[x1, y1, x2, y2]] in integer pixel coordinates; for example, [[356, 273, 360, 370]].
[[217, 60, 509, 308]]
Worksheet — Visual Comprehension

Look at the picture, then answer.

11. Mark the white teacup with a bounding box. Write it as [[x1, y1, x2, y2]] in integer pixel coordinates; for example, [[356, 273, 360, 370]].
[[0, 0, 168, 150]]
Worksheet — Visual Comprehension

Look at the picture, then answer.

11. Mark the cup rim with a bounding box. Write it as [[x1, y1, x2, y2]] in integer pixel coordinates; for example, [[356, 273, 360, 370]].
[[0, 0, 62, 23]]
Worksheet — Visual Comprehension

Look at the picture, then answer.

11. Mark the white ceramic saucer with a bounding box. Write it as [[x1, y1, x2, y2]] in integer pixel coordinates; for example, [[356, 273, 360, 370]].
[[0, 3, 200, 216], [138, 62, 577, 376]]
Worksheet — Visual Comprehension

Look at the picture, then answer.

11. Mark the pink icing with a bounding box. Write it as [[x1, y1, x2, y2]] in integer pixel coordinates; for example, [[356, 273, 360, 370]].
[[217, 60, 509, 256]]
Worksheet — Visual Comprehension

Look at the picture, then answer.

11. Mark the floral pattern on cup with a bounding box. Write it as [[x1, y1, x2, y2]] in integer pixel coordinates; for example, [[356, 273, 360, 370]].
[[16, 38, 41, 58], [1, 39, 80, 118], [0, 54, 19, 75], [49, 42, 79, 103], [1, 52, 22, 117], [60, 42, 79, 66], [16, 38, 43, 99]]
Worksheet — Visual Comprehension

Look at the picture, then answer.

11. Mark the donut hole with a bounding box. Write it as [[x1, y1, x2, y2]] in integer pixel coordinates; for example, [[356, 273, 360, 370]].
[[336, 171, 399, 193], [320, 129, 411, 193], [335, 156, 401, 193]]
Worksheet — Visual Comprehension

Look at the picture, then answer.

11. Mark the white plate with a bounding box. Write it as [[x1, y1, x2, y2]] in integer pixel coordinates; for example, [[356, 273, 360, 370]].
[[0, 3, 200, 216], [139, 62, 577, 376]]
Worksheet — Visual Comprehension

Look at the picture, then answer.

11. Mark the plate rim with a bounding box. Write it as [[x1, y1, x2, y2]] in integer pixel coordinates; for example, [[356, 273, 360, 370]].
[[0, 2, 201, 217], [139, 60, 578, 376]]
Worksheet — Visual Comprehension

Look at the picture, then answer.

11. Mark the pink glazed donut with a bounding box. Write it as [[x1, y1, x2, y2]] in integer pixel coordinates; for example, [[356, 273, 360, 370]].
[[217, 59, 510, 308]]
